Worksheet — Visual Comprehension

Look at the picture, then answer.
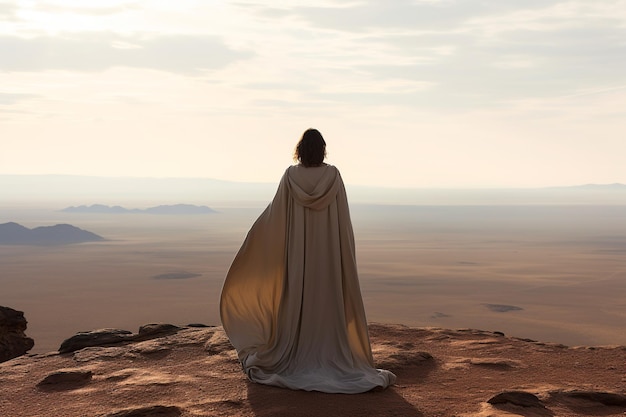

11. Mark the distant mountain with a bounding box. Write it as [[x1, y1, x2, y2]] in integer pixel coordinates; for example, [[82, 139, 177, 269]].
[[143, 204, 217, 214], [62, 204, 217, 214], [0, 222, 105, 245], [574, 183, 626, 190], [62, 204, 132, 213]]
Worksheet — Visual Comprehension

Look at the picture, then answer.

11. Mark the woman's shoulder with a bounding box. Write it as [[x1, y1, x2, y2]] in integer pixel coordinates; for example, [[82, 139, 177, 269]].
[[288, 163, 337, 171], [284, 164, 339, 182]]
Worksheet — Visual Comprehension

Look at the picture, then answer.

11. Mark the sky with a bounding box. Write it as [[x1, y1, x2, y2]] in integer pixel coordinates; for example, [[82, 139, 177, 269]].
[[1, 0, 625, 188]]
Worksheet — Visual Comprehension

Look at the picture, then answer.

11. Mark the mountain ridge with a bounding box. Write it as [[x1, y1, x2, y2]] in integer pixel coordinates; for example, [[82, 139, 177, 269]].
[[61, 204, 216, 214], [0, 222, 105, 245]]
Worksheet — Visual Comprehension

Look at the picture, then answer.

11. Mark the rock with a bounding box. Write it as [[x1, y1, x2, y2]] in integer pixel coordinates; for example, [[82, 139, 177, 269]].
[[37, 370, 93, 390], [551, 390, 626, 406], [442, 357, 524, 371], [130, 341, 172, 357], [467, 357, 524, 369], [204, 329, 233, 355], [488, 391, 544, 408], [59, 324, 182, 354], [0, 306, 35, 362], [383, 351, 433, 368], [105, 405, 182, 417], [59, 328, 133, 353], [137, 323, 181, 339], [73, 346, 128, 362]]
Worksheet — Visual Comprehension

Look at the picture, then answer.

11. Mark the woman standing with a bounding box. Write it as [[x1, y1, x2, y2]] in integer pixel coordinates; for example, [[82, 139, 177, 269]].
[[220, 128, 396, 393]]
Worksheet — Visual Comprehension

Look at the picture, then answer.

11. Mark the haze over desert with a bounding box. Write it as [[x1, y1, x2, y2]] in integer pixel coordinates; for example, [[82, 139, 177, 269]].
[[2, 183, 626, 353]]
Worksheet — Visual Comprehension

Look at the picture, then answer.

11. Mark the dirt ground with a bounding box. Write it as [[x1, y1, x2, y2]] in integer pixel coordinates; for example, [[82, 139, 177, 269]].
[[1, 323, 625, 417]]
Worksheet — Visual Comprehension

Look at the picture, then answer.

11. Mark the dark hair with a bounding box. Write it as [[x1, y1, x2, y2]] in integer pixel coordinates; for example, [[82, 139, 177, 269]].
[[294, 128, 327, 167]]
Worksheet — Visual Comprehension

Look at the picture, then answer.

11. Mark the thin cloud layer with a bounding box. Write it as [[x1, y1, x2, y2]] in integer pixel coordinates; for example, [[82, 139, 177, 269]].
[[0, 33, 253, 74], [2, 0, 626, 186], [3, 1, 625, 104], [0, 92, 38, 105], [236, 0, 626, 106], [34, 2, 140, 16], [0, 1, 17, 20]]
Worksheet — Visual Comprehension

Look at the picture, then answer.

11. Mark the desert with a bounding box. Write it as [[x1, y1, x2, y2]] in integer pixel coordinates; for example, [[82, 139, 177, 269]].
[[1, 199, 626, 416], [2, 202, 626, 353]]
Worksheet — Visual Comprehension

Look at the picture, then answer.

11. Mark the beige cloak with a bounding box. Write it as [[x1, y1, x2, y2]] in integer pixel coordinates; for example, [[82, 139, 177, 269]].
[[220, 164, 396, 393]]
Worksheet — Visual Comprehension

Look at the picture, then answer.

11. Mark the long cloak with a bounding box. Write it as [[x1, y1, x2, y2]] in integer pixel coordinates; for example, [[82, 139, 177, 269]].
[[220, 164, 396, 393]]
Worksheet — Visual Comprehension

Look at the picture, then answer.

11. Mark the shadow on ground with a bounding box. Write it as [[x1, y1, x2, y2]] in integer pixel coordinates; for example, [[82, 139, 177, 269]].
[[247, 383, 423, 417]]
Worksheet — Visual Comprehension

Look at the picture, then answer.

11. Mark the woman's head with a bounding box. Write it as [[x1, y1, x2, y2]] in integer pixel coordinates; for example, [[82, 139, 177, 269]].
[[294, 128, 327, 167]]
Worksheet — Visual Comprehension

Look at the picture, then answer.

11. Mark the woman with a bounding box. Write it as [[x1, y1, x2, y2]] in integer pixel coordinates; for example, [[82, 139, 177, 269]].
[[220, 128, 396, 393]]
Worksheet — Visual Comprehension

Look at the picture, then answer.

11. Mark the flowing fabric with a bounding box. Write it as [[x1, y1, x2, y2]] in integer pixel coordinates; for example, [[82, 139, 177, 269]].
[[220, 164, 396, 393]]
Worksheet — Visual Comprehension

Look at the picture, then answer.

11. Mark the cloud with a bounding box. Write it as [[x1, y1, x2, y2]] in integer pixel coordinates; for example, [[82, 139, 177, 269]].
[[0, 92, 39, 105], [0, 33, 253, 75], [0, 1, 17, 21], [34, 2, 140, 16], [3, 0, 625, 114], [242, 1, 567, 33], [243, 1, 626, 106]]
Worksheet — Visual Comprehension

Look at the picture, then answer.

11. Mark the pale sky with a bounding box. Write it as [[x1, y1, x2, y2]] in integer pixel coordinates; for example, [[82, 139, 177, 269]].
[[1, 0, 625, 187]]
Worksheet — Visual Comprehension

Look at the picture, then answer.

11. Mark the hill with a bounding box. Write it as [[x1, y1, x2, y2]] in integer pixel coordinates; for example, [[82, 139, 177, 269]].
[[62, 204, 217, 214], [1, 323, 624, 416], [566, 183, 626, 190], [0, 222, 105, 245]]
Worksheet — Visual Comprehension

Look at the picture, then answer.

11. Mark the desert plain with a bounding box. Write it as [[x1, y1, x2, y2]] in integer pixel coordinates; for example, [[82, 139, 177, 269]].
[[2, 202, 626, 353]]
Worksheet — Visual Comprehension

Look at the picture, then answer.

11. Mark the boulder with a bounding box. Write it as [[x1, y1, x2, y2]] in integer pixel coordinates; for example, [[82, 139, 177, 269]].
[[37, 370, 93, 391], [488, 391, 544, 408], [59, 328, 133, 353], [59, 324, 183, 353], [136, 323, 181, 339], [106, 405, 182, 417], [0, 306, 35, 362], [550, 390, 626, 406]]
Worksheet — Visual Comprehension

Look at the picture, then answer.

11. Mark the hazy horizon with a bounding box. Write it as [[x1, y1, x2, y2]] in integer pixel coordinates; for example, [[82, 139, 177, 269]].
[[3, 174, 626, 207], [4, 172, 626, 188]]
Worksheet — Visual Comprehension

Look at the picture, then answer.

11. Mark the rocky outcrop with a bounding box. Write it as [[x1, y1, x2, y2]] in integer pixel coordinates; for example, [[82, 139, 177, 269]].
[[488, 391, 545, 408], [549, 390, 626, 406], [58, 323, 182, 353], [485, 389, 626, 416], [37, 370, 93, 391], [1, 323, 625, 417], [0, 306, 34, 362], [105, 405, 182, 417]]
